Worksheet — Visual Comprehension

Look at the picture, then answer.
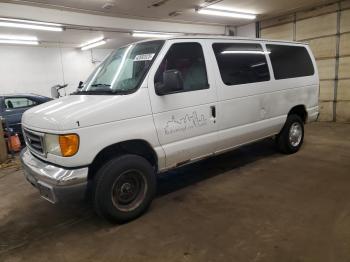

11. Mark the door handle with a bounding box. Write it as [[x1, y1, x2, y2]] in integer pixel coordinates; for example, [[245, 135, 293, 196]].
[[210, 105, 216, 123]]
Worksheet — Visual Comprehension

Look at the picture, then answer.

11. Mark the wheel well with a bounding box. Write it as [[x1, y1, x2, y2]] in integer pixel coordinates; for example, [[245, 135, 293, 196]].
[[88, 140, 158, 181], [288, 105, 307, 123]]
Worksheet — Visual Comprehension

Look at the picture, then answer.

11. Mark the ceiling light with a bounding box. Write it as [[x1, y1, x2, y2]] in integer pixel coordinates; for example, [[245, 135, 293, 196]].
[[81, 40, 106, 51], [0, 34, 38, 41], [0, 34, 39, 45], [132, 31, 179, 38], [196, 8, 256, 20], [0, 39, 39, 45], [79, 37, 104, 48], [0, 18, 62, 26], [0, 18, 63, 31]]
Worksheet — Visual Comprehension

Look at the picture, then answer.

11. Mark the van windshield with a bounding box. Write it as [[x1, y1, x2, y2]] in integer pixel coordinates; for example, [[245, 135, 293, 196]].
[[80, 40, 164, 95]]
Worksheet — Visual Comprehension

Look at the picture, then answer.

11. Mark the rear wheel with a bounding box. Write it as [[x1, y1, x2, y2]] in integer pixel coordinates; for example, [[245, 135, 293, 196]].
[[93, 154, 156, 223], [276, 114, 304, 154]]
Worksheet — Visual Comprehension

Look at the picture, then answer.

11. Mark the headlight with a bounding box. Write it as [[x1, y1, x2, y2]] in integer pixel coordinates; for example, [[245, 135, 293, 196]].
[[45, 134, 79, 157], [45, 134, 61, 156]]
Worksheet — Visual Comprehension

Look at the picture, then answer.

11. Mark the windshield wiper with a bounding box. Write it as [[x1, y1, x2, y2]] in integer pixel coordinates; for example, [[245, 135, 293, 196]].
[[75, 90, 113, 95], [72, 89, 130, 95], [91, 83, 111, 87], [73, 83, 113, 95]]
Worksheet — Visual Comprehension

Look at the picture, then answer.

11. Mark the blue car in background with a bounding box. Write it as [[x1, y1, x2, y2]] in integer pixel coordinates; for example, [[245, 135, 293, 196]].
[[0, 94, 52, 140]]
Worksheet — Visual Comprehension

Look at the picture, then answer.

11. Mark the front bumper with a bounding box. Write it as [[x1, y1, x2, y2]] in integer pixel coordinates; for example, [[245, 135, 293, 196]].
[[20, 148, 89, 203]]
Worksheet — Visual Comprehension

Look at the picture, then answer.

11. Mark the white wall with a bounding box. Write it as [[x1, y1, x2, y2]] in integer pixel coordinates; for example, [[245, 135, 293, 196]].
[[236, 23, 256, 38], [0, 46, 112, 97]]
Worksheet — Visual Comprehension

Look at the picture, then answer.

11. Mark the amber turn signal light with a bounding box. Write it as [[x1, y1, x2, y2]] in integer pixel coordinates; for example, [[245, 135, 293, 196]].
[[59, 134, 79, 157]]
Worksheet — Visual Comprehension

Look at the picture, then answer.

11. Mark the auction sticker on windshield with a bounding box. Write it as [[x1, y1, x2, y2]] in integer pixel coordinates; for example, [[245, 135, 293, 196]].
[[134, 53, 155, 61]]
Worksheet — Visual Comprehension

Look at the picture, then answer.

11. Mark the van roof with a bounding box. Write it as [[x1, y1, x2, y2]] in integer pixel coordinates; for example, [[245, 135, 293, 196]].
[[134, 35, 308, 46]]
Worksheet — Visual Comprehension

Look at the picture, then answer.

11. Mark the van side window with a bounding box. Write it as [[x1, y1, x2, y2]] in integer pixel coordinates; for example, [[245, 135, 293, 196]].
[[212, 43, 270, 86], [266, 44, 314, 80], [154, 42, 209, 94]]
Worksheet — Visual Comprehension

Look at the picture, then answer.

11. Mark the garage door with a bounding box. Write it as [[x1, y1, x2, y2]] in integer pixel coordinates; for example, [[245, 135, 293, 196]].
[[260, 1, 350, 122]]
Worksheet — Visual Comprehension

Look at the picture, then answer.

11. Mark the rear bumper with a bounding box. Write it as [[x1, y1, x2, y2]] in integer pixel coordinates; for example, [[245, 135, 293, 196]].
[[20, 148, 89, 203]]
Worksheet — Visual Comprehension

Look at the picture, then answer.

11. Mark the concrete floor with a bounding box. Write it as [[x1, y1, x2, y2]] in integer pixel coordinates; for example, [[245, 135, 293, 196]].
[[0, 122, 350, 262]]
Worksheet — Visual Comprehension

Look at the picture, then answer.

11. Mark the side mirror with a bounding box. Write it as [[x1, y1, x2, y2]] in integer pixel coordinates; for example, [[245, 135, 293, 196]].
[[78, 81, 83, 89], [51, 85, 60, 99], [156, 69, 184, 95]]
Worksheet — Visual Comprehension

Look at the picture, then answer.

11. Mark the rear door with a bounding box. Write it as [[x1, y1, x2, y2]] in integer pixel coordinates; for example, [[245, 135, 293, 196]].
[[208, 40, 277, 152], [147, 39, 219, 169]]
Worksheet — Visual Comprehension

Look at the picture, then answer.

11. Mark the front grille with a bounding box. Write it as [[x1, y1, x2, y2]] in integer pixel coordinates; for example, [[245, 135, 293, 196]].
[[23, 129, 45, 155]]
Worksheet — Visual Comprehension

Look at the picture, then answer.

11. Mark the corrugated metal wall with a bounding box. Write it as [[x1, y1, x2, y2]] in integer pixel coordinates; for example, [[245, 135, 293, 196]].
[[260, 1, 350, 122]]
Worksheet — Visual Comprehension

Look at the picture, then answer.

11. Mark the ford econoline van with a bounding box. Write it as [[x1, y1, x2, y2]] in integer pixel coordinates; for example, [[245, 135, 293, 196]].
[[20, 36, 319, 222]]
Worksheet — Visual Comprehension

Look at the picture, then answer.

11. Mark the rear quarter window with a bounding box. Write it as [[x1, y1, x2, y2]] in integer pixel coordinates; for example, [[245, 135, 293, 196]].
[[266, 44, 314, 80]]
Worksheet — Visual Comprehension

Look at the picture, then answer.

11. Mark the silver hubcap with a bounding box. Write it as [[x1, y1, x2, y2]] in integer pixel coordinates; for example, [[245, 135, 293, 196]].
[[289, 122, 302, 147]]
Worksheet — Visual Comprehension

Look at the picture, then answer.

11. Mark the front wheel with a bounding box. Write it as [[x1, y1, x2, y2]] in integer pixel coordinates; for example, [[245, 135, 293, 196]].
[[276, 114, 304, 154], [93, 154, 156, 223]]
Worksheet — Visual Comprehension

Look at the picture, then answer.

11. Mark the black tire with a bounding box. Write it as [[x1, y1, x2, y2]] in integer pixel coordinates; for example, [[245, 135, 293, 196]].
[[93, 154, 156, 223], [276, 114, 304, 154]]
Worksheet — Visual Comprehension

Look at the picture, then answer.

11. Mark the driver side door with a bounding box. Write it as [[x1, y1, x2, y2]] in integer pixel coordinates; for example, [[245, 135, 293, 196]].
[[147, 40, 219, 169]]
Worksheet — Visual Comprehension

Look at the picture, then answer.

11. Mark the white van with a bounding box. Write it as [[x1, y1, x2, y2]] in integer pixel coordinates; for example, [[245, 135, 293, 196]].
[[20, 36, 319, 222]]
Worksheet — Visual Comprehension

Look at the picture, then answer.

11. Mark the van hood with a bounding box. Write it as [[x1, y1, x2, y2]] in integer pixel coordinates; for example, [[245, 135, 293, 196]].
[[22, 92, 150, 131]]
